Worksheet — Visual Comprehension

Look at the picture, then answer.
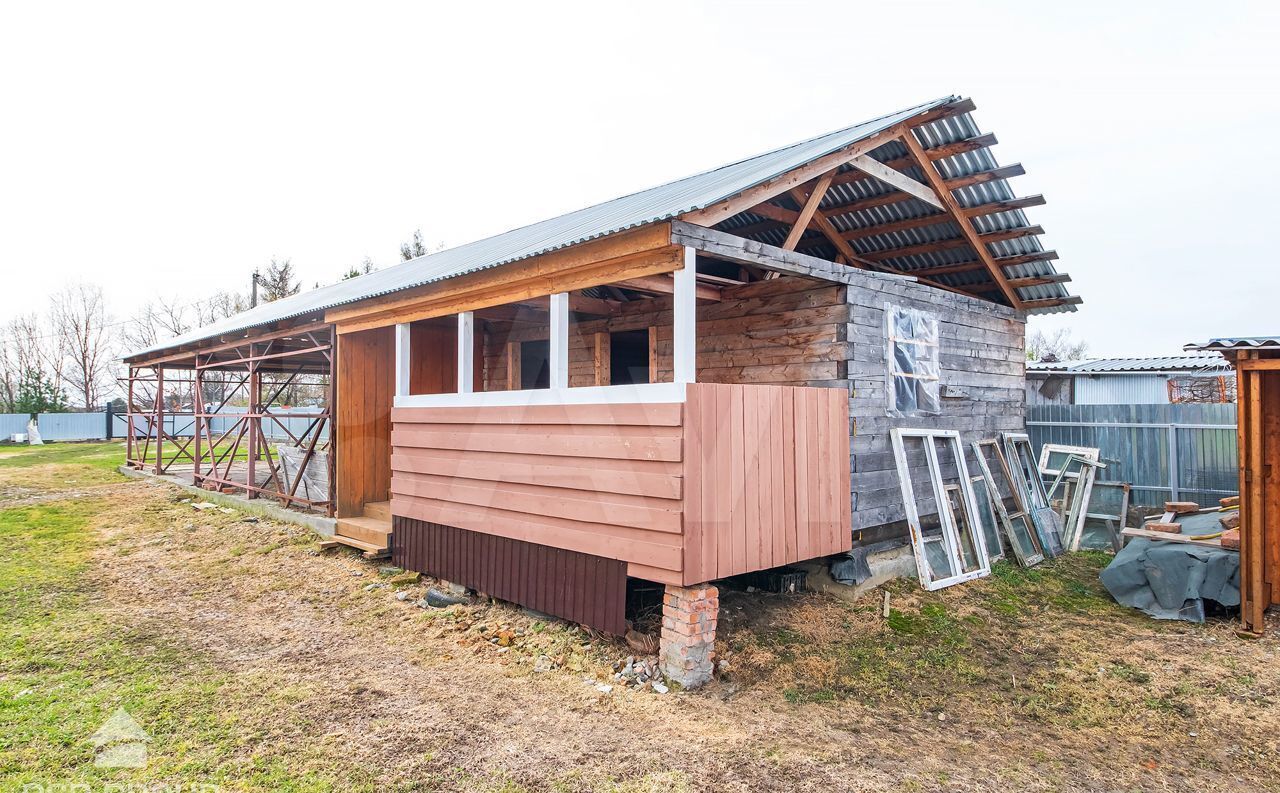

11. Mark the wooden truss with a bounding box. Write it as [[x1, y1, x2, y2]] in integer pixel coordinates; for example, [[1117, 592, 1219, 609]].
[[682, 98, 1075, 311]]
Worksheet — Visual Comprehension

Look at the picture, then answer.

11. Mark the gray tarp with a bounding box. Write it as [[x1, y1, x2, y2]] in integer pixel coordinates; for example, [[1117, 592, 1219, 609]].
[[1100, 524, 1240, 622]]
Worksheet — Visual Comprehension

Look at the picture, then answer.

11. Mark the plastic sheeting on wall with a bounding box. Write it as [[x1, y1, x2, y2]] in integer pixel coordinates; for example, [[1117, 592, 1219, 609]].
[[885, 303, 940, 417]]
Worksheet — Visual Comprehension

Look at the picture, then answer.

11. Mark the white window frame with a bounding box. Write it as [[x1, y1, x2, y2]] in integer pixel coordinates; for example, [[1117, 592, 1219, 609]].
[[393, 247, 698, 408], [891, 427, 991, 590]]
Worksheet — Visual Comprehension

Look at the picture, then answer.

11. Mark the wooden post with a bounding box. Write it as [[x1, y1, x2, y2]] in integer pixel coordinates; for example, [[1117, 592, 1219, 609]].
[[593, 332, 610, 386], [648, 327, 659, 384], [457, 312, 474, 394], [672, 246, 698, 384], [395, 322, 411, 398], [506, 341, 522, 390], [1246, 368, 1265, 632], [550, 293, 568, 389]]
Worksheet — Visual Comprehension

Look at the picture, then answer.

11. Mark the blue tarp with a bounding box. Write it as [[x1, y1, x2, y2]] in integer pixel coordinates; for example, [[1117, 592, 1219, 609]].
[[1100, 514, 1240, 622]]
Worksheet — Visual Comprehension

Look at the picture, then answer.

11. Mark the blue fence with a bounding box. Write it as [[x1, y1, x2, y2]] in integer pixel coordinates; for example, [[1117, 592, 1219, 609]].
[[0, 407, 328, 444], [1026, 403, 1238, 509]]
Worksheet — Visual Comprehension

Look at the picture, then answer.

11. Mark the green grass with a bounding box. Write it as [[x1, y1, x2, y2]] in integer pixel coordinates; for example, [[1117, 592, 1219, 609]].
[[752, 553, 1154, 715], [0, 440, 124, 469], [0, 447, 375, 791]]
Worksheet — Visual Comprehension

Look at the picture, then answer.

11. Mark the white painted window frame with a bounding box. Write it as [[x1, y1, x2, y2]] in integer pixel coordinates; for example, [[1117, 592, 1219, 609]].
[[392, 246, 698, 408], [890, 427, 991, 590]]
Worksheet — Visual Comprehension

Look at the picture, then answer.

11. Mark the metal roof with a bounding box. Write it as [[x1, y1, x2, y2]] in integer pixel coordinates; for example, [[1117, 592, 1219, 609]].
[[1028, 355, 1233, 373], [129, 94, 1075, 361], [1187, 337, 1280, 352]]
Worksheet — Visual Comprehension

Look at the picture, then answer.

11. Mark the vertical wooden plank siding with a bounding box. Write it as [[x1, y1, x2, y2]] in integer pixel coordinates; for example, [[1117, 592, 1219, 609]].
[[336, 326, 395, 517], [678, 383, 852, 584], [389, 382, 852, 587], [391, 516, 628, 634]]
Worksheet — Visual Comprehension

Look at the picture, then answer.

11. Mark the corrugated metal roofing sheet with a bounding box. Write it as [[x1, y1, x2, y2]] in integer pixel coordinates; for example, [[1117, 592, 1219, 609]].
[[1028, 355, 1232, 373], [1187, 337, 1280, 352], [130, 94, 1076, 360]]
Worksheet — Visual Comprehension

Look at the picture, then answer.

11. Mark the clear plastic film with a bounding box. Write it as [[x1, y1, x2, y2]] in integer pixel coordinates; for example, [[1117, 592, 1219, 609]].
[[885, 303, 940, 417]]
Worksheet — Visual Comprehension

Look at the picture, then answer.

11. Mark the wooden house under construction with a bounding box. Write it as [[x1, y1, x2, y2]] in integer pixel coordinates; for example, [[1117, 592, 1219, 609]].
[[122, 95, 1077, 683]]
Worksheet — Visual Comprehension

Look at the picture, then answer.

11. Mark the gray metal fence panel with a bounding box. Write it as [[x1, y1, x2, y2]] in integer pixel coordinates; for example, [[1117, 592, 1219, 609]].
[[1026, 403, 1237, 508], [0, 413, 31, 438], [37, 412, 109, 441]]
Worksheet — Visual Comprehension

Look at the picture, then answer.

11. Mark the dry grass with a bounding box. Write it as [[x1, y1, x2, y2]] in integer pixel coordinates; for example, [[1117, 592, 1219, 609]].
[[2, 442, 1279, 792]]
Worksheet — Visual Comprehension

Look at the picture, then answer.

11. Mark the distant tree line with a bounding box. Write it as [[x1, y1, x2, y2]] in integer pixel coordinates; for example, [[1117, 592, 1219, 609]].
[[0, 230, 439, 414]]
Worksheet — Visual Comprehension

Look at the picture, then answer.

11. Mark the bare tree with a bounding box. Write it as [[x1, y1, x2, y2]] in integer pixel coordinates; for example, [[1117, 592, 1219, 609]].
[[0, 313, 67, 413], [341, 256, 377, 281], [1026, 328, 1089, 363], [51, 284, 115, 409], [195, 290, 248, 325]]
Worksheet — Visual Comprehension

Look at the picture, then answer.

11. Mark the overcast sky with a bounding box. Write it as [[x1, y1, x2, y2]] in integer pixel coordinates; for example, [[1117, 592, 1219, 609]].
[[2, 1, 1276, 357]]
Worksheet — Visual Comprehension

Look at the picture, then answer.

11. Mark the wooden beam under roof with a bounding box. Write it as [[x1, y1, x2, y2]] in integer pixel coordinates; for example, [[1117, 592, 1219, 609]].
[[787, 186, 863, 266], [944, 163, 1025, 191], [845, 155, 944, 209], [860, 237, 970, 261], [680, 126, 903, 227], [841, 212, 951, 241], [783, 171, 835, 250], [1022, 296, 1083, 310], [901, 127, 1022, 307], [1006, 273, 1071, 289], [616, 274, 723, 302], [962, 195, 1046, 218], [828, 133, 1000, 189], [847, 225, 1046, 261], [977, 225, 1044, 244], [905, 250, 1060, 278]]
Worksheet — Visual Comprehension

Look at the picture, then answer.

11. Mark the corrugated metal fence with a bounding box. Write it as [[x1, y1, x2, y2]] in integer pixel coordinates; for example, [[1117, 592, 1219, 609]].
[[1026, 404, 1238, 508], [0, 413, 31, 438]]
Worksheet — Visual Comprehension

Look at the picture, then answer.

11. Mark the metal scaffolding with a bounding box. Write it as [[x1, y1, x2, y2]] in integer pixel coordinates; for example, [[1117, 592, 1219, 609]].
[[123, 324, 334, 515]]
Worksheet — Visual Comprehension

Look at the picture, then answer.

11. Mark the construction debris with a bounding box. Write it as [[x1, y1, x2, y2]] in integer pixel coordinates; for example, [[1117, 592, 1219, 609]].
[[1219, 496, 1241, 509], [1165, 501, 1201, 515], [1222, 528, 1242, 550], [1144, 521, 1182, 533], [1220, 512, 1241, 531]]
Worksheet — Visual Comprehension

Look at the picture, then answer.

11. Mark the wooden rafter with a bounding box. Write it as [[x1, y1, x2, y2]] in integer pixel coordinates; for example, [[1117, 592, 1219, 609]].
[[841, 212, 950, 241], [1006, 273, 1071, 289], [944, 163, 1025, 191], [616, 274, 723, 302], [853, 225, 1046, 261], [963, 195, 1046, 218], [845, 155, 943, 209], [783, 171, 835, 250], [905, 250, 1059, 278], [900, 129, 1024, 308], [787, 186, 862, 265], [681, 127, 905, 227]]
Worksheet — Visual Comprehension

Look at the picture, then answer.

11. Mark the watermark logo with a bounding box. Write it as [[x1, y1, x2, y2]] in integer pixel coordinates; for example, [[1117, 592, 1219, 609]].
[[90, 707, 150, 769]]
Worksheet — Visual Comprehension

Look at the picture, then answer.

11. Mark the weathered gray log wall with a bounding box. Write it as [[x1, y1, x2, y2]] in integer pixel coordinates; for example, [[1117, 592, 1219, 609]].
[[844, 277, 1026, 541]]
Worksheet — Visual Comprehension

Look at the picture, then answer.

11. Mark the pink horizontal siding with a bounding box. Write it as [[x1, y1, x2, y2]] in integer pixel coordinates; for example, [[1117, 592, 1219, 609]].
[[390, 383, 851, 585]]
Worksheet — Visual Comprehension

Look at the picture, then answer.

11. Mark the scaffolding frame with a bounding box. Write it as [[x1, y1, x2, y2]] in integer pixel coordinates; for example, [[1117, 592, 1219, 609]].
[[123, 324, 334, 516]]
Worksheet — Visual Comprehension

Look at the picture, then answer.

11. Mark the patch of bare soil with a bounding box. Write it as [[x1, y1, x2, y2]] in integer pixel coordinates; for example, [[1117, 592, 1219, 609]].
[[89, 479, 1280, 792]]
